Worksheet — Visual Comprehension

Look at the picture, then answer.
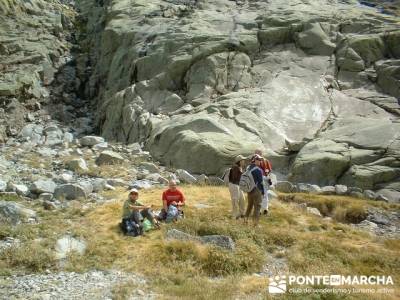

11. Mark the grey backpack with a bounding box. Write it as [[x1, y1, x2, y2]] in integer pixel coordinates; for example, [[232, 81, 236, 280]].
[[222, 168, 231, 185], [239, 166, 258, 193]]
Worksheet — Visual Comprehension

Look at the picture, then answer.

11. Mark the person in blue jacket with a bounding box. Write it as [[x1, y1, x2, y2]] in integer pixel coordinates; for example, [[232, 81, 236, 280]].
[[244, 154, 264, 227]]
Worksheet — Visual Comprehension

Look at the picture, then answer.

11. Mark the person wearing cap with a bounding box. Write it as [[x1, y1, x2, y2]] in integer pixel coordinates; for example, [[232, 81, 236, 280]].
[[255, 149, 272, 215], [122, 188, 159, 228], [158, 180, 186, 221], [244, 154, 265, 226], [228, 154, 246, 219]]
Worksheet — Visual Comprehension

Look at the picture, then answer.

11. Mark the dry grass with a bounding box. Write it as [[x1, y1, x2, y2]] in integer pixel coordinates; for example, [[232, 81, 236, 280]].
[[278, 193, 397, 223], [0, 187, 399, 299]]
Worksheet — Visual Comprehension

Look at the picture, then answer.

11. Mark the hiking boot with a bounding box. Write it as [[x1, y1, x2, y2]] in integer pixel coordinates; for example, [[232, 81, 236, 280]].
[[263, 209, 269, 216]]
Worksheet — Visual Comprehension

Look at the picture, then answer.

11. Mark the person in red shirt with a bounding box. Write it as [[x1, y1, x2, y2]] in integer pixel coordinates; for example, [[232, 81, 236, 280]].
[[255, 149, 273, 215], [158, 180, 185, 221]]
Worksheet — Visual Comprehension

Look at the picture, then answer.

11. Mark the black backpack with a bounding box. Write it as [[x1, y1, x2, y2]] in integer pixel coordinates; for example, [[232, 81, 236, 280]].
[[120, 217, 143, 237]]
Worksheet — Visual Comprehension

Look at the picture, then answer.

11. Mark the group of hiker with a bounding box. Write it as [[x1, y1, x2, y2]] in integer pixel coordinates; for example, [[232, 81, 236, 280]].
[[120, 149, 272, 236], [225, 149, 272, 227], [120, 180, 186, 236]]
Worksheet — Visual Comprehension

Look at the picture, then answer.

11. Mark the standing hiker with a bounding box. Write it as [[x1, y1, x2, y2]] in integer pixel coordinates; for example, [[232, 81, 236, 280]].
[[255, 149, 272, 215], [228, 155, 246, 219], [243, 154, 264, 227]]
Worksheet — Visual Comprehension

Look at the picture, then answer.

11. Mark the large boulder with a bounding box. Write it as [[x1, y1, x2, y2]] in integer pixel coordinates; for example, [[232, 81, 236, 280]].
[[290, 117, 400, 189], [79, 0, 400, 184], [0, 201, 36, 225]]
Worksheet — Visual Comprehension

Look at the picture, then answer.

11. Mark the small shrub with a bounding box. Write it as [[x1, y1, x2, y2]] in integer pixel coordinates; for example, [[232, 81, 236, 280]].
[[202, 241, 264, 276], [333, 204, 367, 223], [0, 242, 56, 273]]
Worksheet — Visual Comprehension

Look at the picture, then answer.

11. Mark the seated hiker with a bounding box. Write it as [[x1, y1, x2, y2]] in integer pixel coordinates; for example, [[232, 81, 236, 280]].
[[121, 188, 159, 233], [158, 180, 185, 222]]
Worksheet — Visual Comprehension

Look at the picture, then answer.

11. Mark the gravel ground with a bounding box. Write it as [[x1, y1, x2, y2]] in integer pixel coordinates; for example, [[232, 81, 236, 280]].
[[0, 270, 156, 300]]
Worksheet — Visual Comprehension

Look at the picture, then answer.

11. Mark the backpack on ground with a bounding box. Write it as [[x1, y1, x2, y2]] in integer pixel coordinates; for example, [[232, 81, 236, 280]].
[[166, 205, 179, 223], [222, 168, 231, 185], [239, 166, 258, 193], [120, 217, 143, 237]]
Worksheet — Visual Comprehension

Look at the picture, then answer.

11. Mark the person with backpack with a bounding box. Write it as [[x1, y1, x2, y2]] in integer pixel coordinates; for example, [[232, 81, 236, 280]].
[[158, 180, 186, 222], [255, 149, 272, 215], [228, 155, 246, 219], [243, 154, 264, 227], [121, 188, 159, 235]]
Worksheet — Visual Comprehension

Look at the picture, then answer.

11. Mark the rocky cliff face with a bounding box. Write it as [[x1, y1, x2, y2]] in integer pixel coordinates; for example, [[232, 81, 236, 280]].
[[77, 0, 400, 192], [0, 0, 93, 140], [1, 0, 399, 198]]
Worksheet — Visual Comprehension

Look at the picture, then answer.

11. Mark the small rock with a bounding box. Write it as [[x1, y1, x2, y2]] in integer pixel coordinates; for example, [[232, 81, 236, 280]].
[[54, 184, 87, 200], [92, 178, 107, 193], [96, 151, 124, 165], [78, 181, 93, 195], [92, 142, 108, 151], [63, 132, 74, 144], [355, 220, 378, 232], [8, 183, 29, 196], [0, 201, 36, 225], [0, 180, 6, 192], [335, 184, 348, 195], [79, 136, 105, 147], [104, 184, 115, 191], [321, 186, 336, 195], [127, 143, 142, 154], [367, 211, 391, 225], [200, 235, 236, 251], [37, 148, 57, 157], [176, 169, 197, 184], [55, 236, 86, 259], [297, 183, 321, 194], [275, 181, 294, 193], [30, 179, 57, 194], [39, 193, 53, 201], [66, 158, 88, 172], [363, 190, 377, 200], [130, 180, 153, 190], [139, 162, 159, 173], [106, 178, 128, 187], [196, 174, 208, 185], [307, 207, 322, 217], [59, 173, 74, 183]]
